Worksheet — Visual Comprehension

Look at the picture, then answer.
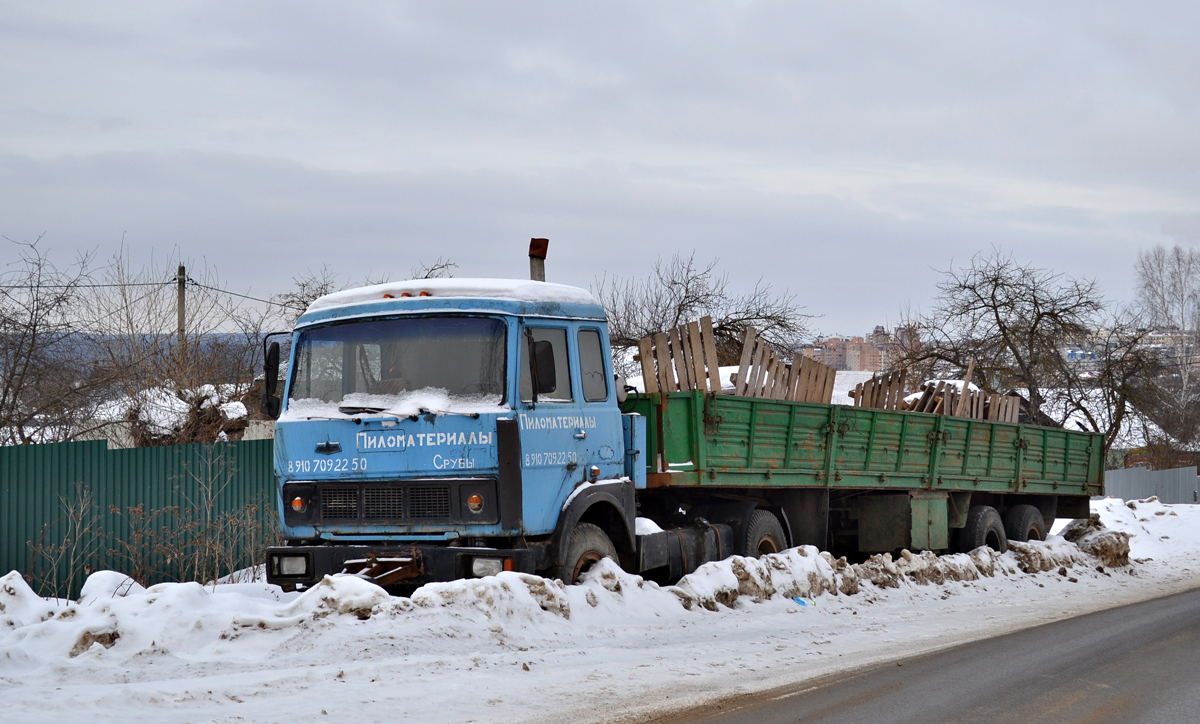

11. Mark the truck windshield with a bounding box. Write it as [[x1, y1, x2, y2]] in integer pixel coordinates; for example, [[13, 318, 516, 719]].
[[287, 316, 507, 414]]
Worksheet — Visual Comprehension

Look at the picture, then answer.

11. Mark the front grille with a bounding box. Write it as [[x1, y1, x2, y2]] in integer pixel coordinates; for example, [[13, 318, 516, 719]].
[[408, 486, 451, 519], [322, 488, 358, 519], [288, 479, 496, 526], [364, 487, 404, 519]]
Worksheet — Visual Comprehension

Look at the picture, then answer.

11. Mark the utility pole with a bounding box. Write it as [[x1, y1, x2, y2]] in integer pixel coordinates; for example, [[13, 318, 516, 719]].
[[176, 264, 186, 354]]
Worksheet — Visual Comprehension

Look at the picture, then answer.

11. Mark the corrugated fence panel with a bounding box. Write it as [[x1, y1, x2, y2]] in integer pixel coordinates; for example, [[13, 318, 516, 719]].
[[1104, 466, 1199, 505], [1, 439, 276, 598]]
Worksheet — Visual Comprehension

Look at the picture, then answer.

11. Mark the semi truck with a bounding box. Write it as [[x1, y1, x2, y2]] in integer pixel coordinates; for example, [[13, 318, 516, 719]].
[[262, 258, 1102, 590]]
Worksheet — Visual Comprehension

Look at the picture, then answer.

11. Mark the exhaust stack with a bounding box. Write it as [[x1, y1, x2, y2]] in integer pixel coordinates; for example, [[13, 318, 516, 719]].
[[529, 238, 549, 282]]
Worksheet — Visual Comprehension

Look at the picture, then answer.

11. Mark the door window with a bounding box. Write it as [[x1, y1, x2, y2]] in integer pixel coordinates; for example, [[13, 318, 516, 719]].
[[520, 327, 573, 402], [578, 329, 609, 402]]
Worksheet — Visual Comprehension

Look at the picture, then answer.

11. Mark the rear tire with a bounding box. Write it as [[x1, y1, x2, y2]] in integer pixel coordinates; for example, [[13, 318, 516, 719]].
[[739, 510, 787, 558], [552, 522, 617, 584], [1003, 504, 1048, 542], [955, 505, 1008, 553]]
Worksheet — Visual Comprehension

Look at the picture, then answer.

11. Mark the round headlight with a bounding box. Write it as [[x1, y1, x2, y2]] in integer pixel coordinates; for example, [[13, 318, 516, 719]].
[[291, 497, 307, 513], [467, 494, 484, 513]]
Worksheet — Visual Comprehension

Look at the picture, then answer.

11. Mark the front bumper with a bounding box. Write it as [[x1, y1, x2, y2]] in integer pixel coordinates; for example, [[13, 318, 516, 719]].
[[266, 542, 548, 588]]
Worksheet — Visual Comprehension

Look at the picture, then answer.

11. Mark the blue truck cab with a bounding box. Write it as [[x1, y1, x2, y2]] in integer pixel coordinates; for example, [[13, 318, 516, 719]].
[[264, 278, 647, 588]]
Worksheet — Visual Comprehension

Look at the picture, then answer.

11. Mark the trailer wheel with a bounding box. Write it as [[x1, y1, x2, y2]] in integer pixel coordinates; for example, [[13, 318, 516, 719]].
[[955, 505, 1008, 553], [1002, 504, 1048, 543], [740, 510, 787, 558], [553, 522, 618, 584]]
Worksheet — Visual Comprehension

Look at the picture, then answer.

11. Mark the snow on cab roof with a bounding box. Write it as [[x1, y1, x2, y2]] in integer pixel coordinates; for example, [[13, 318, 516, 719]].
[[306, 277, 601, 314]]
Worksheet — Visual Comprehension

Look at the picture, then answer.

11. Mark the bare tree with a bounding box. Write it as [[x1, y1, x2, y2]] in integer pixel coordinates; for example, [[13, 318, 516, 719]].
[[411, 257, 457, 279], [84, 250, 269, 445], [596, 253, 812, 375], [895, 250, 1103, 425], [270, 260, 443, 328], [270, 265, 338, 327], [1134, 244, 1200, 443], [0, 236, 112, 445], [1044, 312, 1161, 451]]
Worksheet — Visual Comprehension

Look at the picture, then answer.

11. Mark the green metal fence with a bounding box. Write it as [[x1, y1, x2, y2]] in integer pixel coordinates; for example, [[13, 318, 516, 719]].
[[1, 438, 276, 598]]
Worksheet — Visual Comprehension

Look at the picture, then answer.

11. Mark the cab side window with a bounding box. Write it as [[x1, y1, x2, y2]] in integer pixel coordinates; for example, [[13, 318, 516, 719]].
[[578, 329, 609, 402], [520, 327, 573, 402]]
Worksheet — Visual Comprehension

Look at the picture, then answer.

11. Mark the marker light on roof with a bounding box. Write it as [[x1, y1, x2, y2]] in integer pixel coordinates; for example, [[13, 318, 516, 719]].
[[419, 291, 431, 297], [383, 294, 394, 298], [400, 292, 412, 297]]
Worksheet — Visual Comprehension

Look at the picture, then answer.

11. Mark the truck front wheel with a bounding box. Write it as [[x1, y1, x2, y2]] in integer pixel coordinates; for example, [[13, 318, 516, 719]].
[[553, 522, 618, 584], [740, 510, 787, 558]]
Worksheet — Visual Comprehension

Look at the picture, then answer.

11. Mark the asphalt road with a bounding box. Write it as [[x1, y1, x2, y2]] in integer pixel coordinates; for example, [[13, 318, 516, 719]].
[[657, 586, 1200, 724]]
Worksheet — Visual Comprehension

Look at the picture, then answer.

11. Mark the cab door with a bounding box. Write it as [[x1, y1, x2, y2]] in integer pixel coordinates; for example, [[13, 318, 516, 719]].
[[575, 325, 624, 482], [517, 323, 590, 534]]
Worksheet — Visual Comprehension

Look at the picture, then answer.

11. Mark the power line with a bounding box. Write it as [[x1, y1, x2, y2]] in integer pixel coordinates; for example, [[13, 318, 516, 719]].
[[187, 280, 305, 310], [0, 275, 308, 310], [0, 281, 172, 290]]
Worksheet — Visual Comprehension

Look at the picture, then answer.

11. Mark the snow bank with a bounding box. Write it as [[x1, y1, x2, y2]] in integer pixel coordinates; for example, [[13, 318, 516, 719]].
[[1088, 495, 1192, 563], [0, 533, 1114, 670], [2, 497, 1197, 724]]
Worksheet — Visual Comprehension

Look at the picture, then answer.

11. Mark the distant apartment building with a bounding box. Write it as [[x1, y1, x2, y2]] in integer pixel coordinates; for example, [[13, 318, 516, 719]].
[[799, 325, 896, 372]]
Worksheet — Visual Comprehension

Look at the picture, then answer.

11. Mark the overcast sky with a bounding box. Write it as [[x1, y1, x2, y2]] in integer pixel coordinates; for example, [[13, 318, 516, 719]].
[[2, 2, 1197, 335]]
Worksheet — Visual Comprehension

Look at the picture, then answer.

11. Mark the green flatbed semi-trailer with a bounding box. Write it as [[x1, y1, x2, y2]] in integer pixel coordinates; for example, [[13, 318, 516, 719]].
[[627, 391, 1101, 558]]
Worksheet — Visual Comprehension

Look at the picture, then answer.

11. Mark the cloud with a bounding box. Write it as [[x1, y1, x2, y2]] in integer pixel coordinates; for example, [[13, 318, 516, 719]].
[[1162, 214, 1200, 245], [0, 2, 1196, 333]]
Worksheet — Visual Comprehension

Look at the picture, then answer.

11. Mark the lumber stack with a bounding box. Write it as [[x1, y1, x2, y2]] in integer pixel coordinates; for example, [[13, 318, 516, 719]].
[[848, 369, 908, 410], [732, 327, 836, 403], [864, 377, 1022, 422], [635, 316, 723, 395], [905, 382, 1021, 422]]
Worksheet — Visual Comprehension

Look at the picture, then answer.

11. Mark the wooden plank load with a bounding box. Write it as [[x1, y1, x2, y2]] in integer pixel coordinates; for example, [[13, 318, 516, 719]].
[[636, 316, 723, 395], [635, 322, 1020, 421], [849, 359, 1021, 423], [902, 382, 1020, 422], [848, 369, 908, 410], [731, 327, 835, 403], [634, 322, 836, 404]]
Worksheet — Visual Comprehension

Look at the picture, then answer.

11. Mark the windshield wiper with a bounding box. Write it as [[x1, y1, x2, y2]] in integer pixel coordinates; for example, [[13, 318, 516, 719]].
[[338, 405, 388, 415], [410, 407, 482, 421]]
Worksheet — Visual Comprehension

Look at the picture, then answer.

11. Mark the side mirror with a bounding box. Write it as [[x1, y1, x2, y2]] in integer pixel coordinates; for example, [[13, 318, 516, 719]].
[[261, 341, 281, 419], [261, 394, 281, 419], [533, 339, 556, 394], [615, 375, 628, 403]]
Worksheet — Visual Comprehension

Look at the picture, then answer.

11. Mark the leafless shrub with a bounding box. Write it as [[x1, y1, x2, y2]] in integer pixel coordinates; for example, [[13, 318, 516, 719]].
[[596, 253, 812, 376], [25, 483, 104, 600], [28, 447, 280, 596], [106, 502, 182, 586], [172, 444, 279, 586]]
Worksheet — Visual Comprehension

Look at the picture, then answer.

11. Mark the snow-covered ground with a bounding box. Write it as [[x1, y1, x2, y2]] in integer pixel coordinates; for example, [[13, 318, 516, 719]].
[[2, 498, 1198, 724]]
